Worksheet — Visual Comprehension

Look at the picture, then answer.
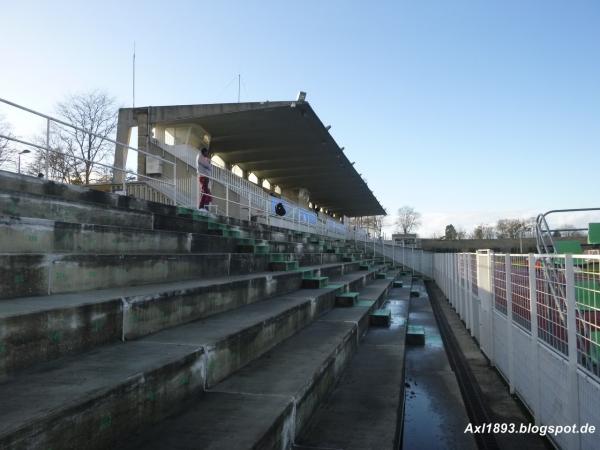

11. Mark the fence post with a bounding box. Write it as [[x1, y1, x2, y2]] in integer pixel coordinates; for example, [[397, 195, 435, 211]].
[[460, 253, 475, 336], [528, 254, 542, 425], [565, 255, 581, 450], [478, 251, 494, 364], [464, 254, 471, 334], [505, 254, 515, 394], [248, 196, 251, 221]]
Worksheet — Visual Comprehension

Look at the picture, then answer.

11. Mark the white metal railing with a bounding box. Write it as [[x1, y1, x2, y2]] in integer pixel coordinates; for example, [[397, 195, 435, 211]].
[[0, 97, 176, 199], [382, 247, 600, 450]]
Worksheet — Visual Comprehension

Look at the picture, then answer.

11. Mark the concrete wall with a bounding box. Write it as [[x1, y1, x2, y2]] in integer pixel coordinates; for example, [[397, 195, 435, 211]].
[[420, 237, 587, 253]]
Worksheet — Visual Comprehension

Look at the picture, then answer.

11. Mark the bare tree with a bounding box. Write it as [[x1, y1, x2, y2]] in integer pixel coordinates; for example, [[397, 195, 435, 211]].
[[496, 218, 528, 239], [558, 224, 585, 237], [34, 91, 117, 184], [395, 206, 421, 235], [471, 224, 496, 239], [0, 115, 15, 170]]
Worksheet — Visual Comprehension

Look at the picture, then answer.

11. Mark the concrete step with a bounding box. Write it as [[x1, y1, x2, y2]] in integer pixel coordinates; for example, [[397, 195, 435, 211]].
[[0, 261, 364, 376], [0, 216, 341, 263], [0, 249, 367, 300], [0, 216, 191, 254], [120, 277, 394, 450], [296, 281, 407, 450], [0, 172, 346, 249], [0, 252, 267, 300], [0, 269, 382, 450], [269, 260, 299, 271], [335, 291, 359, 307], [0, 170, 175, 216], [0, 191, 153, 230]]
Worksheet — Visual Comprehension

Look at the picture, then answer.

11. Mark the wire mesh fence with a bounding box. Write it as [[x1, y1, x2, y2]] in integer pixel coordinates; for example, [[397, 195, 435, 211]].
[[510, 255, 531, 331]]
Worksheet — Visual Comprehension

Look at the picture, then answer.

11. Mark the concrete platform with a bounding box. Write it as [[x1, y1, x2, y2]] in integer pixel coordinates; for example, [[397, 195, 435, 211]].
[[402, 281, 477, 450]]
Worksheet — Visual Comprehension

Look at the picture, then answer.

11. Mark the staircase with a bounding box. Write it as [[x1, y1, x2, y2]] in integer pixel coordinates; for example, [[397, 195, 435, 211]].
[[0, 170, 397, 450]]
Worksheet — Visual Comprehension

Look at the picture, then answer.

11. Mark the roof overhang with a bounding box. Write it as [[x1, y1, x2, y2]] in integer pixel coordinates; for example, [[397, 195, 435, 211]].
[[132, 101, 386, 217]]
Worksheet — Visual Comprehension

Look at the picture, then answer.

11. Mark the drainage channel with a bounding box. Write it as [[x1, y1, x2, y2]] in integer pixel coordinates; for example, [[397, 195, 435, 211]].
[[426, 280, 500, 450], [402, 277, 479, 450]]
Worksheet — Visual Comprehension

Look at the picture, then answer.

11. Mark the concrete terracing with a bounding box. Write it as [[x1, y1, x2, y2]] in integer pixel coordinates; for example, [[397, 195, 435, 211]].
[[0, 171, 406, 450]]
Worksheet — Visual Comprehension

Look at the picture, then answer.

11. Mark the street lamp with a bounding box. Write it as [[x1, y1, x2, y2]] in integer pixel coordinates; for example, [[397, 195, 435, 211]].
[[17, 149, 30, 174]]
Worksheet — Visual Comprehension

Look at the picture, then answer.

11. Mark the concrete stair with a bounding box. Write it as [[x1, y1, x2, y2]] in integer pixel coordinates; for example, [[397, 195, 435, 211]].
[[0, 171, 390, 450], [120, 277, 394, 450], [0, 269, 389, 449]]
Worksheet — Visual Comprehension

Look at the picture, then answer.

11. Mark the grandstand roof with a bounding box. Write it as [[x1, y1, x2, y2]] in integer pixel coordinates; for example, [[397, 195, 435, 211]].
[[136, 101, 386, 217]]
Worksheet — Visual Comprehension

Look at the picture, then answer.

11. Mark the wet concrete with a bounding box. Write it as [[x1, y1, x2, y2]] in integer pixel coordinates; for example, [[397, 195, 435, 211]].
[[295, 275, 408, 450], [427, 281, 551, 450], [402, 279, 477, 450]]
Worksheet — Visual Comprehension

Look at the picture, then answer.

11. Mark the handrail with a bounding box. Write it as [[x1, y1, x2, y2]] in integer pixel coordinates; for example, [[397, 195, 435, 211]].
[[0, 97, 174, 165], [0, 133, 176, 188]]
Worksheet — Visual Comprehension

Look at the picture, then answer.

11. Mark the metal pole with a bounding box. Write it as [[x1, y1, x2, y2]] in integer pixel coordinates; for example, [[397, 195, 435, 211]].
[[519, 231, 523, 254], [45, 118, 50, 178], [266, 197, 269, 225], [564, 254, 581, 445], [225, 186, 229, 217], [17, 154, 21, 174], [528, 253, 542, 425], [173, 164, 177, 205]]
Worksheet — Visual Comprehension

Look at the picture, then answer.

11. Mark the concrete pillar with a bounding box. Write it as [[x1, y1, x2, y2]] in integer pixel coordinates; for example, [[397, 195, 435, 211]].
[[113, 109, 133, 184], [136, 109, 149, 178]]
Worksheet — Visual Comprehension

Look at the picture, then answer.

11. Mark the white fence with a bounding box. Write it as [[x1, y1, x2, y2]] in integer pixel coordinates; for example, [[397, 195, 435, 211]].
[[381, 245, 600, 450]]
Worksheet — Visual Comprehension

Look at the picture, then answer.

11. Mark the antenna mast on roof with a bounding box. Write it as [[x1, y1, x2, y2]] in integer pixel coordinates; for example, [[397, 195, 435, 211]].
[[132, 41, 136, 108]]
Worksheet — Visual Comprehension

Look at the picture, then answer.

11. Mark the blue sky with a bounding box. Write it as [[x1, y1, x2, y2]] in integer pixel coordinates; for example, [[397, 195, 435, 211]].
[[1, 0, 599, 236]]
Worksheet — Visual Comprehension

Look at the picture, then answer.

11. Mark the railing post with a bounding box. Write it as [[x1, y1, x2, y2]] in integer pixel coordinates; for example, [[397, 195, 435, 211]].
[[248, 195, 251, 221], [173, 163, 177, 205], [564, 255, 581, 450], [225, 187, 229, 217], [505, 254, 515, 394], [45, 118, 50, 179], [265, 197, 269, 225], [528, 254, 542, 425]]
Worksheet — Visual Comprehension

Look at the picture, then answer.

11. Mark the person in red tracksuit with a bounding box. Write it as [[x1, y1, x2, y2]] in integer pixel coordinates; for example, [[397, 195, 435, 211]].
[[196, 147, 212, 210]]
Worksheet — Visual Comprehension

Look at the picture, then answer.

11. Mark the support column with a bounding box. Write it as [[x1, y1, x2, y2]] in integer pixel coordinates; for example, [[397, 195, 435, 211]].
[[113, 109, 134, 184], [136, 109, 149, 178]]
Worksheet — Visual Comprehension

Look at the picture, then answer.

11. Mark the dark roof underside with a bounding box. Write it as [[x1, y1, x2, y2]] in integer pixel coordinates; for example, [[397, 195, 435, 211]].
[[153, 101, 386, 217]]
